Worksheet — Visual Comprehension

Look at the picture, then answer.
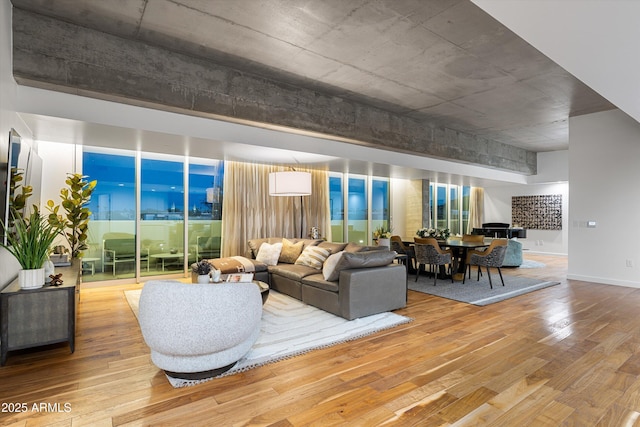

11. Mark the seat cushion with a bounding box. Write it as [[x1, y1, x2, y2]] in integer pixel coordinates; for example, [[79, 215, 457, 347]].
[[301, 273, 339, 292], [269, 264, 318, 281], [323, 250, 397, 281]]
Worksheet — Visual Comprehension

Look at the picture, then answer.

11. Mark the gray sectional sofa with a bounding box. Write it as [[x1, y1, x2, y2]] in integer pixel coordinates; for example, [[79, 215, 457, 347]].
[[246, 238, 407, 320]]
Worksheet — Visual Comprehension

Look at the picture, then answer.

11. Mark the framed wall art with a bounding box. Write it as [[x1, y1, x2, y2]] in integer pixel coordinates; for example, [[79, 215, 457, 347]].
[[512, 194, 562, 230]]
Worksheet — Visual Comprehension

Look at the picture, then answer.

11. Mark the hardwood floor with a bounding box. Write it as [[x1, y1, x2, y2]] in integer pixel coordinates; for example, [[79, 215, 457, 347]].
[[2, 254, 640, 426]]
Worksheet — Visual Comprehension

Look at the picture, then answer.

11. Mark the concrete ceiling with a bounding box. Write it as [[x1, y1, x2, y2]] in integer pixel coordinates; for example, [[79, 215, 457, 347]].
[[10, 0, 614, 157]]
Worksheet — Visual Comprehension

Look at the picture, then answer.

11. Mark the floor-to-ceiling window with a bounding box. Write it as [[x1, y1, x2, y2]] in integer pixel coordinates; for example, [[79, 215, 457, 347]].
[[82, 148, 136, 281], [429, 182, 471, 235], [188, 160, 223, 261], [330, 173, 390, 244], [347, 175, 367, 244], [140, 155, 185, 276], [371, 178, 390, 235], [329, 175, 343, 241], [82, 148, 224, 282]]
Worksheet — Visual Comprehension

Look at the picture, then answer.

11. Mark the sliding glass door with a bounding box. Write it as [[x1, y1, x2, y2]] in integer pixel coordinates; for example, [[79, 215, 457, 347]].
[[140, 155, 185, 276]]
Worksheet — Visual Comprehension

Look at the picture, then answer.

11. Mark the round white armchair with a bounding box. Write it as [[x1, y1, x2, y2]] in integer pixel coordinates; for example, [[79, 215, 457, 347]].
[[138, 280, 262, 379]]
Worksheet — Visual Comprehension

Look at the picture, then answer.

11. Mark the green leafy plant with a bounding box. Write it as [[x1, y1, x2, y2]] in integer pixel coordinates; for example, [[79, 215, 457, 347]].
[[46, 173, 97, 259], [0, 207, 63, 269], [8, 167, 33, 218], [373, 225, 392, 239], [192, 260, 212, 275]]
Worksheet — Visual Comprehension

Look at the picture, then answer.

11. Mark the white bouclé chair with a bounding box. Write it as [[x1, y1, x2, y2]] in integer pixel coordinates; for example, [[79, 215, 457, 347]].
[[138, 280, 262, 379]]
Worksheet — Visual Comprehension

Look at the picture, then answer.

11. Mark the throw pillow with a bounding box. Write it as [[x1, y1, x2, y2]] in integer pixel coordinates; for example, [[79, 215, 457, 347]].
[[279, 238, 304, 264], [322, 251, 344, 281], [255, 242, 283, 266], [295, 245, 331, 270], [325, 250, 397, 281]]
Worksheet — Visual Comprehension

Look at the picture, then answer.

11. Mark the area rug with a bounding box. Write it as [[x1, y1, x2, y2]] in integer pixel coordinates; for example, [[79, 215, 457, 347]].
[[519, 259, 546, 269], [124, 288, 411, 387], [408, 274, 560, 306]]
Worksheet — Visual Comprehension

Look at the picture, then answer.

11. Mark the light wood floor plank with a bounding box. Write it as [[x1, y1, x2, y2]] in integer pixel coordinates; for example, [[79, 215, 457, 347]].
[[4, 254, 640, 425]]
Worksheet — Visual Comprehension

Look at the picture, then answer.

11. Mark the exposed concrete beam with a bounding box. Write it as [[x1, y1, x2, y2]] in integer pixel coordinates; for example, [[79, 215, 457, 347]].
[[12, 8, 536, 174]]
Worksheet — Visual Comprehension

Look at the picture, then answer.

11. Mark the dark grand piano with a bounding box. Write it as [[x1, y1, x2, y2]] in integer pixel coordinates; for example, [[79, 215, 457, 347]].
[[472, 222, 527, 239]]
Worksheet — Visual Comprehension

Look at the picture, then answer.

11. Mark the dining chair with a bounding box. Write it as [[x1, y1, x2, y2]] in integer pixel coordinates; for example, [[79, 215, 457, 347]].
[[463, 239, 508, 288], [390, 235, 415, 271], [413, 237, 453, 285]]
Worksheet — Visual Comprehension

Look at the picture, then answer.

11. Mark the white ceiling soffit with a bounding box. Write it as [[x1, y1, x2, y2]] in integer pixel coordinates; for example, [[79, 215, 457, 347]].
[[17, 85, 528, 186], [472, 0, 640, 124]]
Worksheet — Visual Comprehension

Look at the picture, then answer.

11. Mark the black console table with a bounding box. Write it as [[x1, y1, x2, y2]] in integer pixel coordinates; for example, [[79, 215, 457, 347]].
[[1, 264, 80, 366]]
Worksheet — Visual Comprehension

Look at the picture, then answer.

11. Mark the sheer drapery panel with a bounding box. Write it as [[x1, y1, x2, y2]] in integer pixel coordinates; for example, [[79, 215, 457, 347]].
[[221, 162, 329, 257], [467, 187, 484, 233]]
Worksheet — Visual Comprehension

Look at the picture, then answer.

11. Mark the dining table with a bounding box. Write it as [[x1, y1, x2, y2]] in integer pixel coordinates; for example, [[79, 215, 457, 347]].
[[405, 238, 490, 281], [439, 239, 490, 281]]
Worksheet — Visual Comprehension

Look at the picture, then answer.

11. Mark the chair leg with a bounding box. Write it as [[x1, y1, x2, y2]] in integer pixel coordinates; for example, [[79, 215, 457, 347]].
[[497, 267, 505, 286], [415, 264, 421, 282], [477, 265, 481, 281], [486, 266, 493, 289], [463, 264, 468, 284], [433, 264, 437, 286]]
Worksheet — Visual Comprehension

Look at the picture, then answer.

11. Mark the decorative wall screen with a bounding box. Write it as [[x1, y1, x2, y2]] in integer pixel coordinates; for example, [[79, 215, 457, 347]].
[[512, 194, 562, 230]]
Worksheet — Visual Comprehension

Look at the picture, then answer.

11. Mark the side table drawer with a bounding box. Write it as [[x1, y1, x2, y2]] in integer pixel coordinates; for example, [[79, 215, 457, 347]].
[[7, 288, 71, 349]]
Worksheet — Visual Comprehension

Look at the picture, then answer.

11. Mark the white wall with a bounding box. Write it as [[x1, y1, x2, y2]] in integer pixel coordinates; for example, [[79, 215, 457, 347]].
[[0, 1, 31, 287], [568, 109, 640, 287], [484, 182, 568, 255], [483, 151, 569, 255]]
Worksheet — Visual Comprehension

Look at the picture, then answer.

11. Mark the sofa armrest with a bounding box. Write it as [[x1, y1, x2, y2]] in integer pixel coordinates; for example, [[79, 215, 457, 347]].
[[338, 264, 406, 320]]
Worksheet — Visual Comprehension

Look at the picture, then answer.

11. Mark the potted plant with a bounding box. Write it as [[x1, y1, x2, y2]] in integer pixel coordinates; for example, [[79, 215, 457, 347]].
[[192, 260, 212, 283], [0, 207, 63, 289], [46, 173, 97, 260], [373, 225, 392, 248], [416, 227, 451, 240]]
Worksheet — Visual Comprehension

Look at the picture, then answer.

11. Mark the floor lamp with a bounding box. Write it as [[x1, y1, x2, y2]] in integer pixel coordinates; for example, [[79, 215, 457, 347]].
[[269, 171, 312, 238]]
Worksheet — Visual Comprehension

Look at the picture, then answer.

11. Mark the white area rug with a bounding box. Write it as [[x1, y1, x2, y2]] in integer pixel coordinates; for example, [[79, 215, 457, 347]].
[[125, 288, 411, 387]]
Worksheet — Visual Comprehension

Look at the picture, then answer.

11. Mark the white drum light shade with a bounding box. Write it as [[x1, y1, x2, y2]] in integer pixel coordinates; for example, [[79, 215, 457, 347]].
[[269, 171, 312, 196]]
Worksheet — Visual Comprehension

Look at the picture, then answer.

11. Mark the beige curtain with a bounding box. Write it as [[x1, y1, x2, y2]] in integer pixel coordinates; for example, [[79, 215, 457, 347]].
[[220, 162, 330, 257], [467, 187, 484, 233]]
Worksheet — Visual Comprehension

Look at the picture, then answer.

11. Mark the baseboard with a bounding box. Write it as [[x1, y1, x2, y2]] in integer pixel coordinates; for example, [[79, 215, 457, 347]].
[[566, 274, 640, 288]]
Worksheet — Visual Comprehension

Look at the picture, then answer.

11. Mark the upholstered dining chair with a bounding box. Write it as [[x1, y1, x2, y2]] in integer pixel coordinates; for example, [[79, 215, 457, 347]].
[[413, 237, 454, 285], [463, 239, 508, 288], [390, 235, 415, 271]]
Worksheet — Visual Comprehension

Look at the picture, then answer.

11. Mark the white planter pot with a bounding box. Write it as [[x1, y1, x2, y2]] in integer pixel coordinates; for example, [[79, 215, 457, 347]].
[[377, 238, 390, 248], [197, 274, 211, 284], [19, 268, 46, 290]]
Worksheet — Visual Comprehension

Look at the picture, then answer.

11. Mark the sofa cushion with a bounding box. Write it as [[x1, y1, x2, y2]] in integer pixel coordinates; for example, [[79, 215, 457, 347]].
[[279, 238, 304, 263], [255, 242, 282, 266], [301, 273, 340, 292], [318, 241, 348, 254], [343, 242, 365, 253], [269, 263, 318, 281], [322, 251, 344, 281], [295, 245, 331, 269], [247, 238, 282, 258], [324, 250, 397, 281]]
